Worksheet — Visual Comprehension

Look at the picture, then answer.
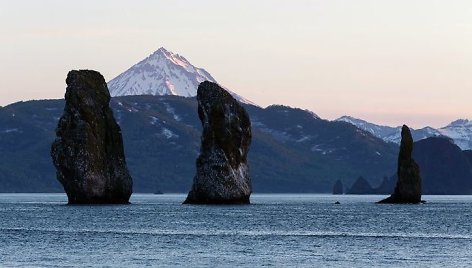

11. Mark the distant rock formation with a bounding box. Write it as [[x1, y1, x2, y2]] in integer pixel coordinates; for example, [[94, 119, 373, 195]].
[[378, 125, 422, 204], [414, 137, 472, 194], [347, 176, 375, 194], [332, 180, 343, 194], [184, 81, 252, 204], [345, 176, 395, 195], [51, 70, 133, 204]]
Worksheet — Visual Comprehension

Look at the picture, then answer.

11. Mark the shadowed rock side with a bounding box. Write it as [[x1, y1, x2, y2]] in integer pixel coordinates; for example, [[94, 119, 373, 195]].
[[184, 81, 252, 204], [51, 70, 133, 204], [332, 180, 343, 195], [378, 125, 422, 204]]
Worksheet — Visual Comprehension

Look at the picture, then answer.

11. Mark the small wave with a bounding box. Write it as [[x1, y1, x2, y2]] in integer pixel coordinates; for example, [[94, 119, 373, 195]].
[[2, 227, 471, 240]]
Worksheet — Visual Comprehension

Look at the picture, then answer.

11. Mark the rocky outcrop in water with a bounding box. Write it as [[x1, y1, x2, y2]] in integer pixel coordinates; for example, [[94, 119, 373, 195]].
[[332, 180, 343, 194], [51, 70, 133, 204], [378, 125, 422, 204], [184, 81, 252, 204], [347, 176, 375, 194], [345, 176, 395, 195]]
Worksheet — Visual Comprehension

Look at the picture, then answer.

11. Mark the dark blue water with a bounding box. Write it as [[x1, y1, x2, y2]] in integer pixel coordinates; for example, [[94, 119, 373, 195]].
[[1, 194, 471, 267]]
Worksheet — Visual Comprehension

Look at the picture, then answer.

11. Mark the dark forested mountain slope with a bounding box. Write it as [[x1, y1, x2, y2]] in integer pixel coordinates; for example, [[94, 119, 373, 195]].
[[0, 96, 398, 193], [346, 137, 472, 195]]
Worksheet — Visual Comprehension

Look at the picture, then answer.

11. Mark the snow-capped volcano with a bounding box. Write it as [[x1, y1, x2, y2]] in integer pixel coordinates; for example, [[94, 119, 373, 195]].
[[108, 47, 215, 97], [108, 47, 251, 103], [336, 116, 472, 150]]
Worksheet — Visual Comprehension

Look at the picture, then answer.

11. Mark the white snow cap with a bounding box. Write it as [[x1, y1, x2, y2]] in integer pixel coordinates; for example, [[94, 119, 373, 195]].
[[108, 47, 252, 104]]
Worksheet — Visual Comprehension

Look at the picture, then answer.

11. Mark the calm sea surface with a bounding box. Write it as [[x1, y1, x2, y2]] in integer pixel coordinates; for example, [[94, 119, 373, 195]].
[[0, 194, 471, 267]]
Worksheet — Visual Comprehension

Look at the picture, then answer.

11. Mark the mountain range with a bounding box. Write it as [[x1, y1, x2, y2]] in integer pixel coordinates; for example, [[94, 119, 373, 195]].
[[0, 96, 397, 193], [0, 47, 471, 194], [346, 137, 472, 195], [107, 47, 472, 151], [337, 116, 472, 150]]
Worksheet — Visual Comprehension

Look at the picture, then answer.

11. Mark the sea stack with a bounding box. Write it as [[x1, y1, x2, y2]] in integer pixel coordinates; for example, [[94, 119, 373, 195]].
[[184, 81, 252, 204], [378, 125, 422, 204], [51, 70, 133, 204]]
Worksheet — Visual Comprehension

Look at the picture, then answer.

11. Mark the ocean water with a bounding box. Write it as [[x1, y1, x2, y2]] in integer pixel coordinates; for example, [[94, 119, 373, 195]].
[[0, 194, 471, 267]]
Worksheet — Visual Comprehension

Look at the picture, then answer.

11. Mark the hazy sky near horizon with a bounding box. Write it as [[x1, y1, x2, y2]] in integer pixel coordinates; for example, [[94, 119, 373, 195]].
[[0, 0, 471, 128]]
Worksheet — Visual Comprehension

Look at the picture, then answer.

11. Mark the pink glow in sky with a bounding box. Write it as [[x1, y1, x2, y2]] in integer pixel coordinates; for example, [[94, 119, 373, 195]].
[[0, 0, 471, 128]]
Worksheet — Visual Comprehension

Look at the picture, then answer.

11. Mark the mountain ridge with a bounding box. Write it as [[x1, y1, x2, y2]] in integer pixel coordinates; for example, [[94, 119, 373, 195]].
[[1, 47, 471, 193], [336, 116, 472, 150], [0, 95, 397, 193]]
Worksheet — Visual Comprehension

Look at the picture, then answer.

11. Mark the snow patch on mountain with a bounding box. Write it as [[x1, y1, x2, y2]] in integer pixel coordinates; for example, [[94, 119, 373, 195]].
[[149, 116, 159, 125], [2, 128, 21, 134], [161, 128, 179, 139], [163, 102, 181, 122], [337, 116, 398, 138], [439, 119, 472, 150]]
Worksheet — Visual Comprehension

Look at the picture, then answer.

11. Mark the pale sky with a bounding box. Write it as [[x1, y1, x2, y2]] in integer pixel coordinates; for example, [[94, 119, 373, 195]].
[[0, 0, 471, 128]]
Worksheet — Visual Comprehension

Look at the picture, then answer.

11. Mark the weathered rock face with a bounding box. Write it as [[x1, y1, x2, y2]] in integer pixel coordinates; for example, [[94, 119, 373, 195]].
[[184, 81, 252, 204], [51, 70, 133, 204], [332, 180, 343, 195], [378, 125, 422, 204]]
